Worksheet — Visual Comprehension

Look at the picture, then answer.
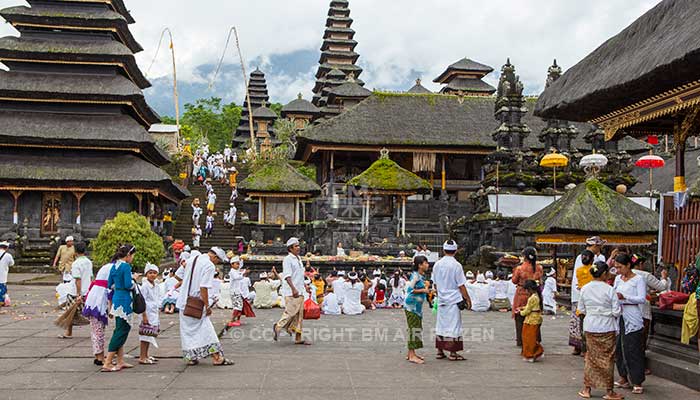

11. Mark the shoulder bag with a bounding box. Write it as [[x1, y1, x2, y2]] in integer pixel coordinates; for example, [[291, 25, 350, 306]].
[[183, 256, 206, 319], [132, 278, 146, 314]]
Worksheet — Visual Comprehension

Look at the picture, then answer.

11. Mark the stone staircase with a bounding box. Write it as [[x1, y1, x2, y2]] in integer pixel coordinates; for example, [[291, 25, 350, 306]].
[[172, 164, 249, 253], [10, 238, 55, 273]]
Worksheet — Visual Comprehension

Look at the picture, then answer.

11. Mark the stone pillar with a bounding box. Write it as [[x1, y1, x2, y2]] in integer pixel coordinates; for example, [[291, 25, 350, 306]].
[[10, 190, 22, 225]]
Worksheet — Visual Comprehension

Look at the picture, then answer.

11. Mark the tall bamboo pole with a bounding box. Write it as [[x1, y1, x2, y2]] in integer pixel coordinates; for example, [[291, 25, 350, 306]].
[[232, 27, 256, 156]]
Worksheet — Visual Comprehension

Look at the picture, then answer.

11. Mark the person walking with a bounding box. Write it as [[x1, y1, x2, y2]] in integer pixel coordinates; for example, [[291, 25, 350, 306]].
[[139, 263, 161, 365], [0, 241, 14, 307], [273, 238, 311, 345], [432, 240, 471, 361], [56, 242, 92, 338], [82, 260, 113, 366], [102, 244, 137, 372], [512, 247, 544, 347], [53, 236, 76, 283], [177, 247, 233, 366], [518, 280, 544, 363], [613, 253, 647, 395], [404, 255, 429, 364], [577, 261, 623, 400]]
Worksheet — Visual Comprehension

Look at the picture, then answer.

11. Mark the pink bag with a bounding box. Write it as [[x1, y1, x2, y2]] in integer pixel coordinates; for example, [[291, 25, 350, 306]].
[[303, 298, 320, 320]]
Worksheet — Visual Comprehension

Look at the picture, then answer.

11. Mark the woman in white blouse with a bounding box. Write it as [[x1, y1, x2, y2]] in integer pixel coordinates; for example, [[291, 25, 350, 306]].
[[613, 253, 647, 395], [577, 261, 622, 400]]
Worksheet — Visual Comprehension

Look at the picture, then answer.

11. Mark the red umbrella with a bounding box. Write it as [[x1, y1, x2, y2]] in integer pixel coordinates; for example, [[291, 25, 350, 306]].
[[635, 155, 665, 209]]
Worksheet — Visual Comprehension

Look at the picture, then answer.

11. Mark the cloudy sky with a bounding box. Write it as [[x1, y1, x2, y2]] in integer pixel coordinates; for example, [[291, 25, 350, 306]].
[[1, 0, 659, 116]]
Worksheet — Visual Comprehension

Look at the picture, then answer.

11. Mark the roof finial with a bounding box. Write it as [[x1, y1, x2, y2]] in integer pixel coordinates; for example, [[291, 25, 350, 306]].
[[416, 78, 422, 85], [347, 72, 356, 82], [379, 148, 389, 159], [297, 93, 303, 100]]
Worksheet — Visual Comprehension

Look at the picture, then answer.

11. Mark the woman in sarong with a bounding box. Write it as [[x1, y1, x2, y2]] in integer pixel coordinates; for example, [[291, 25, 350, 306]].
[[404, 256, 430, 364], [577, 261, 623, 400], [512, 247, 543, 347], [102, 244, 137, 372]]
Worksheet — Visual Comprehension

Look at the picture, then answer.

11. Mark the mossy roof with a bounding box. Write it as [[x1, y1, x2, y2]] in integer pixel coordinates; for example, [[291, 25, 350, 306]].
[[518, 179, 658, 234], [238, 162, 321, 195], [347, 157, 431, 194]]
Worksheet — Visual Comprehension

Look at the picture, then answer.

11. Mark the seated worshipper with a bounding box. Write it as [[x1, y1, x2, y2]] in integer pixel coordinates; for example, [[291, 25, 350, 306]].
[[303, 277, 317, 303], [332, 271, 347, 304], [465, 270, 476, 282], [542, 268, 558, 315], [360, 273, 373, 310], [388, 270, 407, 308], [253, 271, 281, 309], [322, 286, 341, 315], [373, 280, 387, 309], [485, 270, 496, 300], [507, 273, 517, 307], [342, 271, 365, 315], [491, 271, 512, 312], [517, 280, 544, 362], [312, 274, 325, 305], [466, 273, 492, 312], [336, 242, 346, 257]]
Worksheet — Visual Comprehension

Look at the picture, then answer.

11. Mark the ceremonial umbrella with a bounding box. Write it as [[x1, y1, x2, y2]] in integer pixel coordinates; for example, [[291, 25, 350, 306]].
[[635, 154, 665, 209], [580, 153, 609, 177], [540, 152, 569, 191]]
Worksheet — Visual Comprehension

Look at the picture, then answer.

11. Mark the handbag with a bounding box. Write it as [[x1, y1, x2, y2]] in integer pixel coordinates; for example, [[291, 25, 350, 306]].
[[183, 256, 206, 319], [139, 322, 160, 337], [132, 280, 146, 314], [303, 298, 321, 320]]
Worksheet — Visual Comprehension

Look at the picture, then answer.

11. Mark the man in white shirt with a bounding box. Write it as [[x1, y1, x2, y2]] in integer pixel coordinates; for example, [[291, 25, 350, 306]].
[[332, 272, 347, 304], [432, 240, 471, 361], [342, 272, 364, 315], [466, 274, 491, 312], [572, 236, 607, 305], [178, 247, 232, 366], [273, 238, 310, 345], [0, 241, 15, 306]]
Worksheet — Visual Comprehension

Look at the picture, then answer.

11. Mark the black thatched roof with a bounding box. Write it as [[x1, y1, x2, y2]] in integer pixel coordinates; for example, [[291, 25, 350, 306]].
[[321, 38, 357, 51], [329, 81, 371, 98], [282, 95, 320, 116], [35, 0, 136, 24], [535, 0, 700, 122], [407, 79, 432, 94], [0, 36, 150, 89], [238, 162, 321, 195], [434, 58, 493, 83], [315, 63, 362, 78], [518, 179, 658, 234], [441, 77, 496, 94], [323, 27, 355, 39], [298, 93, 649, 153], [0, 111, 168, 165], [0, 71, 158, 126], [0, 149, 189, 200], [319, 50, 360, 64], [328, 6, 351, 16], [252, 105, 278, 119], [326, 16, 353, 27], [347, 157, 431, 194], [1, 5, 143, 53]]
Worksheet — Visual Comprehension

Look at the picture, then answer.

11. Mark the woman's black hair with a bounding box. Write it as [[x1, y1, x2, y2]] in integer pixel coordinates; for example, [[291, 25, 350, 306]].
[[590, 261, 609, 279], [615, 253, 631, 266], [523, 280, 540, 298], [393, 272, 400, 288], [413, 255, 428, 271], [522, 247, 537, 272], [580, 249, 594, 266], [110, 243, 136, 263], [630, 254, 646, 269], [74, 241, 87, 254]]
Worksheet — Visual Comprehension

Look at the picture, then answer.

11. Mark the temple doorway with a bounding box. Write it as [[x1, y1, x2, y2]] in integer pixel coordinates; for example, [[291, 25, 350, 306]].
[[41, 193, 61, 236]]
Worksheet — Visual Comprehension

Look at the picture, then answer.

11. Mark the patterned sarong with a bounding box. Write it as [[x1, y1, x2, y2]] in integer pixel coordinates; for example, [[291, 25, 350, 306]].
[[405, 310, 423, 350], [569, 306, 583, 349], [584, 332, 616, 389]]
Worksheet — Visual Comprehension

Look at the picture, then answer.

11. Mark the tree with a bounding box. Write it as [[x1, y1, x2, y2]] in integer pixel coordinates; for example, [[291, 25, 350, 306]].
[[162, 97, 242, 153], [90, 212, 165, 270]]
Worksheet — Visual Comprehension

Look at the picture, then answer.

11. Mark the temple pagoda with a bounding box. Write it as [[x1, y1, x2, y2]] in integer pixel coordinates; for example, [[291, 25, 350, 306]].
[[407, 78, 432, 94], [0, 0, 188, 242], [433, 58, 496, 96], [538, 60, 578, 153], [233, 67, 275, 148], [321, 73, 371, 118], [312, 0, 364, 107]]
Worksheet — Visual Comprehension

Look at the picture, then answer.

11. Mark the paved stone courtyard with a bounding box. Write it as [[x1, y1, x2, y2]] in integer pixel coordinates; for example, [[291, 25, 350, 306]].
[[0, 282, 697, 400]]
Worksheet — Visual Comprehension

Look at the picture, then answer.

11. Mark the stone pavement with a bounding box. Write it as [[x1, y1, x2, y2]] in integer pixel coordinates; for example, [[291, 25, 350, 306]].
[[0, 283, 697, 400]]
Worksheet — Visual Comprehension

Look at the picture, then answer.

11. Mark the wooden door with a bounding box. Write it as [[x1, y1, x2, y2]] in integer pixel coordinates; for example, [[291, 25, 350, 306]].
[[41, 193, 61, 236]]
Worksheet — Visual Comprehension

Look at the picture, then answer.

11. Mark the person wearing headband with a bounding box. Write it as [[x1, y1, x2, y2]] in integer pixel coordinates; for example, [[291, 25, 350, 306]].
[[273, 238, 311, 345], [432, 240, 471, 361], [139, 263, 160, 365], [53, 235, 76, 283], [342, 271, 364, 315]]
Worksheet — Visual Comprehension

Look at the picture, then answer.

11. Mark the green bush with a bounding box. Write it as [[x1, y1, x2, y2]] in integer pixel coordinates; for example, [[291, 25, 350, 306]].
[[90, 211, 165, 270]]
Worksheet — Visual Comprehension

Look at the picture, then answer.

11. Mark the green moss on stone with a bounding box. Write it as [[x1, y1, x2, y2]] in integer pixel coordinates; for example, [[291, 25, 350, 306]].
[[347, 157, 430, 192]]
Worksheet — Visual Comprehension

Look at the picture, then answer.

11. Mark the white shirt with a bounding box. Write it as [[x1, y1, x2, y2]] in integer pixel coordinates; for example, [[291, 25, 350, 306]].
[[0, 249, 15, 284], [493, 280, 509, 299], [466, 282, 490, 312], [486, 279, 496, 300], [176, 254, 215, 310], [71, 256, 93, 296], [571, 253, 606, 303], [634, 269, 670, 320], [322, 292, 341, 315], [432, 256, 468, 306], [613, 274, 647, 334], [578, 280, 621, 333], [280, 253, 305, 297], [336, 247, 346, 257], [332, 277, 347, 303], [229, 269, 243, 295], [542, 276, 558, 310]]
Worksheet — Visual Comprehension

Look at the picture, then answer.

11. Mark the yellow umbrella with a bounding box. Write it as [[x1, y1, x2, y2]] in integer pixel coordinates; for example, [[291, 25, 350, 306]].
[[540, 152, 569, 191]]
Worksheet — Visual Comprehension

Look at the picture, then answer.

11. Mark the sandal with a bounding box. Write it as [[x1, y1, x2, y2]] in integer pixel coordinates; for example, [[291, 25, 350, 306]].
[[139, 359, 156, 365], [214, 358, 234, 366], [435, 353, 447, 360], [273, 325, 279, 342], [100, 366, 122, 373], [186, 360, 199, 366], [294, 340, 312, 345], [614, 381, 631, 389], [57, 335, 73, 339], [93, 359, 104, 366], [577, 391, 591, 399], [631, 387, 643, 395], [603, 394, 625, 400], [448, 354, 466, 361], [119, 363, 134, 369]]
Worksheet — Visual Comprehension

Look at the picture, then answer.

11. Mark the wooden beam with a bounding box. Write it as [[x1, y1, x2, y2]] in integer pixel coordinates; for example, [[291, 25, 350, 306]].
[[673, 105, 700, 192]]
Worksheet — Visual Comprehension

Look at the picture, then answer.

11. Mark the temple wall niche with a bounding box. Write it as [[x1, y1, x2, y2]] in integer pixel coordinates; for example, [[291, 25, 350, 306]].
[[0, 192, 12, 225]]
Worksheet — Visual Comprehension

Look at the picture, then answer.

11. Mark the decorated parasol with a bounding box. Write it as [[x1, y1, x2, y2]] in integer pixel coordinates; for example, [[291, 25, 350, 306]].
[[635, 154, 665, 209], [580, 153, 609, 178], [540, 151, 569, 191]]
